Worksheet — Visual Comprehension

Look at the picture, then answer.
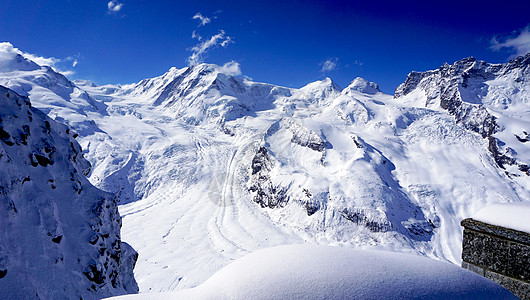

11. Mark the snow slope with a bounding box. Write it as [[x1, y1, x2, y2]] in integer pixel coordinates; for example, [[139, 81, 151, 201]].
[[1, 44, 528, 295], [0, 86, 137, 299], [109, 244, 516, 300]]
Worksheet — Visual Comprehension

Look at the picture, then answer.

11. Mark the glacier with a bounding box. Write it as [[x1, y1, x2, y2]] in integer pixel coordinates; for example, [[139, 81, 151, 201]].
[[0, 42, 528, 295]]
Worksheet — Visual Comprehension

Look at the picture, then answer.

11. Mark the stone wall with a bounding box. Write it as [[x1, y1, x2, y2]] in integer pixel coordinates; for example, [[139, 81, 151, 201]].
[[461, 218, 530, 299]]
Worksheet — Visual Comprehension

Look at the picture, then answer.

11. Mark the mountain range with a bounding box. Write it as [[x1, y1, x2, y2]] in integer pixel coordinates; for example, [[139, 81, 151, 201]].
[[0, 43, 528, 294]]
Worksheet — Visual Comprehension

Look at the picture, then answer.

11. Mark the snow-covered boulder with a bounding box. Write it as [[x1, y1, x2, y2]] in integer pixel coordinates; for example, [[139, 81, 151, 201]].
[[0, 86, 138, 299], [110, 244, 516, 299]]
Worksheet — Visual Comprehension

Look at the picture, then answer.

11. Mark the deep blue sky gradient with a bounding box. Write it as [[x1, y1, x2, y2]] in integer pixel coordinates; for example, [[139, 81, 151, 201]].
[[1, 0, 529, 93]]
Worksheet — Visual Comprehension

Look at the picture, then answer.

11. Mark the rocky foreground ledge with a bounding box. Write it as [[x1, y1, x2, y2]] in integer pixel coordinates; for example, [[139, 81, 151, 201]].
[[0, 86, 138, 299]]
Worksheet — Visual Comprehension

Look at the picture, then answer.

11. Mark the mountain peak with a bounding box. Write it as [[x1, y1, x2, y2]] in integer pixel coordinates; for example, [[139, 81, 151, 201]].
[[301, 77, 340, 90], [187, 61, 242, 77], [0, 43, 41, 72], [343, 77, 380, 95], [297, 77, 341, 101]]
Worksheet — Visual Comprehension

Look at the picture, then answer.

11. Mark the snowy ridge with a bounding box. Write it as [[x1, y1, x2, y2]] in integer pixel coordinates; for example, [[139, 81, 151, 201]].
[[0, 86, 137, 299], [121, 63, 292, 124], [0, 46, 106, 138], [0, 45, 528, 294]]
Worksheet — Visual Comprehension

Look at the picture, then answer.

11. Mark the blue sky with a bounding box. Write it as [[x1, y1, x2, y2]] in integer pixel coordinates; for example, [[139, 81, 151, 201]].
[[1, 0, 529, 93]]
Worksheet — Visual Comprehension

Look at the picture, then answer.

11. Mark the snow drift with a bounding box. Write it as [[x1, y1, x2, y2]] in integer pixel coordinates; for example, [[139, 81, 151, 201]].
[[110, 244, 516, 299]]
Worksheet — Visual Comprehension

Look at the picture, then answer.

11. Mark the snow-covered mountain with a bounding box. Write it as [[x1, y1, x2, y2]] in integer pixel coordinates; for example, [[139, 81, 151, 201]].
[[0, 86, 138, 299], [0, 47, 106, 137], [396, 54, 529, 177], [0, 42, 528, 294]]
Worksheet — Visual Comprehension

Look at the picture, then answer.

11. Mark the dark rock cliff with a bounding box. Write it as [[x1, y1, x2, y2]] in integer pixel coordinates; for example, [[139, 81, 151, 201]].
[[0, 86, 138, 299]]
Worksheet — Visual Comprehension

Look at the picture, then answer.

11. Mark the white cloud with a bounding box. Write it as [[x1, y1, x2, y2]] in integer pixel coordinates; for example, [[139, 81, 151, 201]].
[[193, 13, 211, 27], [491, 25, 530, 58], [0, 42, 77, 76], [218, 61, 242, 76], [187, 30, 234, 66], [192, 30, 202, 41], [320, 58, 339, 72], [107, 0, 124, 13], [60, 70, 75, 76], [22, 52, 60, 67]]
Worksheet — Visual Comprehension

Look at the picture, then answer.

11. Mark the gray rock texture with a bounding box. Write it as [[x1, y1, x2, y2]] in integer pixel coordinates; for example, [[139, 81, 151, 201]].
[[461, 218, 529, 299]]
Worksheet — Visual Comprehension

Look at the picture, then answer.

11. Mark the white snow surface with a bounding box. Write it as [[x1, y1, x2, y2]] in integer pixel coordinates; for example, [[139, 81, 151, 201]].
[[473, 202, 530, 233], [109, 244, 516, 300], [1, 47, 529, 295]]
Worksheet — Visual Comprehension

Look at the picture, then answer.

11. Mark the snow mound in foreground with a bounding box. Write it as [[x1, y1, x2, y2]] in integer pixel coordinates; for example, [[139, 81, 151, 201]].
[[473, 202, 530, 234], [110, 244, 515, 300]]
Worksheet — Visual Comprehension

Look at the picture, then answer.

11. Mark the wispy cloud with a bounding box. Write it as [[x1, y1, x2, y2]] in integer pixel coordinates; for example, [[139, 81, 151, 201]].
[[191, 30, 202, 41], [344, 60, 363, 68], [193, 13, 211, 27], [107, 0, 124, 13], [0, 42, 78, 76], [491, 25, 530, 58], [218, 61, 242, 76], [320, 57, 339, 73], [23, 52, 61, 67], [187, 30, 234, 66]]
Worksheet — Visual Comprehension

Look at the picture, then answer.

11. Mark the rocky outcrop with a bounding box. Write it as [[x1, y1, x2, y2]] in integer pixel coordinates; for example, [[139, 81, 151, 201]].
[[395, 57, 499, 137], [0, 86, 138, 299], [249, 146, 288, 209]]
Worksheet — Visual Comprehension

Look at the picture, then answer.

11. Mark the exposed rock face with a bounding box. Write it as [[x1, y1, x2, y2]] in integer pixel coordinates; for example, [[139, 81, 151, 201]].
[[0, 86, 138, 299], [249, 146, 288, 209], [395, 54, 530, 176], [2, 43, 527, 292]]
